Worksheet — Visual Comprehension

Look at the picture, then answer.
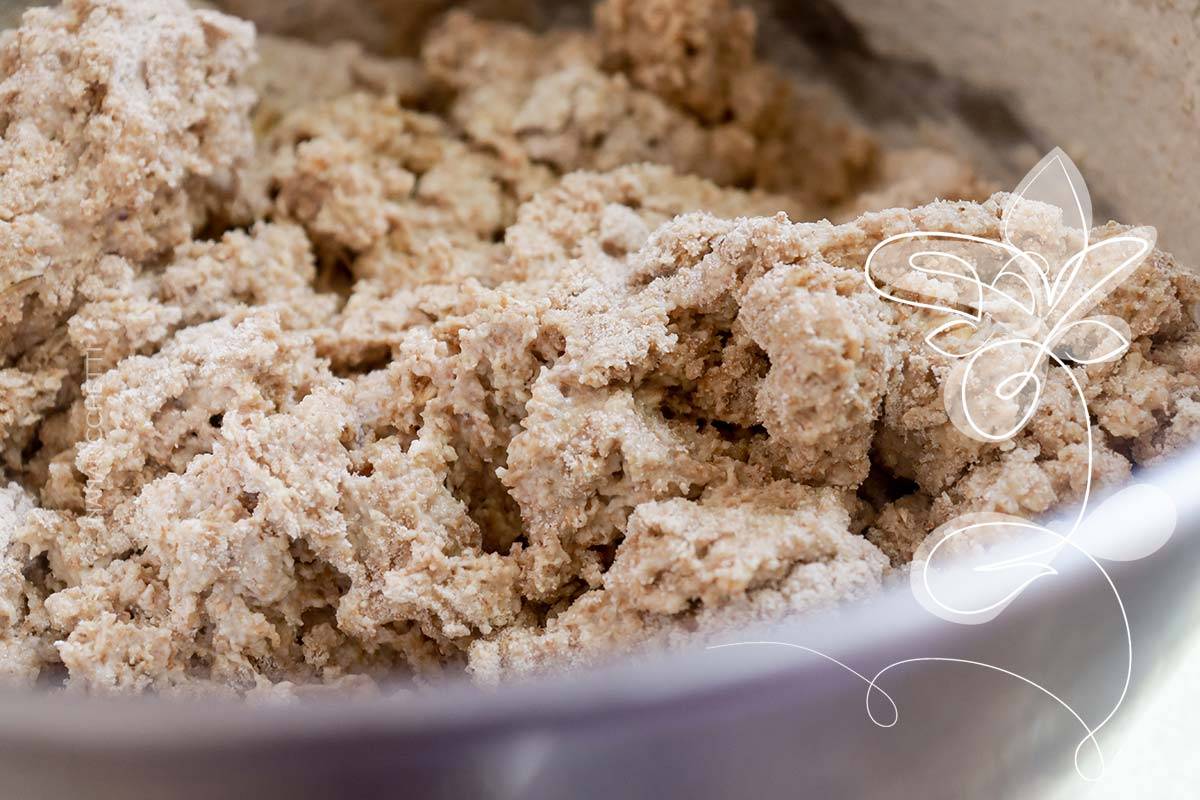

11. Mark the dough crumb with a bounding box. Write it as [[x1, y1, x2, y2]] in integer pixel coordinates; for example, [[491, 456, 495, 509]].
[[0, 0, 1194, 693]]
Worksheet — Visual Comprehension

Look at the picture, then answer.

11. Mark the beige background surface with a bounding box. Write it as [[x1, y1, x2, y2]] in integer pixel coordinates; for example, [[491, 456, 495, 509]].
[[836, 0, 1200, 265]]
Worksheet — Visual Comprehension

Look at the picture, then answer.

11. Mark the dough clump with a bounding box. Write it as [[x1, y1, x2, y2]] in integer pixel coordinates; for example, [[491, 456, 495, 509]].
[[0, 0, 1195, 696]]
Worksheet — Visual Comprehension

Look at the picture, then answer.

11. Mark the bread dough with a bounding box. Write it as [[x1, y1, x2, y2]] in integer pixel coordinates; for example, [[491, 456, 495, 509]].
[[0, 0, 1195, 696]]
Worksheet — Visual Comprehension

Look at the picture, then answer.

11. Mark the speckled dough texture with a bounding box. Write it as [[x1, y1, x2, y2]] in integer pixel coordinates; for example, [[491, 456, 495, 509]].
[[0, 0, 1196, 696]]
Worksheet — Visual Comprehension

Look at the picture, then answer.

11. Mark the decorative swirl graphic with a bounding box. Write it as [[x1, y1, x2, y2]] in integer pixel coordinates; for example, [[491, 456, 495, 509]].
[[713, 149, 1180, 781], [864, 148, 1169, 621]]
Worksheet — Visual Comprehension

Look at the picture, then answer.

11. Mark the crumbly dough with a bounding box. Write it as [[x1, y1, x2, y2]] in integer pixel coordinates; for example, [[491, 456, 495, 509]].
[[0, 0, 1195, 695]]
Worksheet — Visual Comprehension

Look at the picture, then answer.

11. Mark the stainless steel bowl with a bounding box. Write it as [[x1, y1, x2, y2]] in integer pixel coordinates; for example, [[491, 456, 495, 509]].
[[1, 447, 1196, 799], [1, 1, 1197, 797]]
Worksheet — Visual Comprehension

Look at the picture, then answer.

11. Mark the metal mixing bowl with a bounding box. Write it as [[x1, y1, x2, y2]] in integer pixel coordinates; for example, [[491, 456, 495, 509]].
[[0, 1, 1196, 797]]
